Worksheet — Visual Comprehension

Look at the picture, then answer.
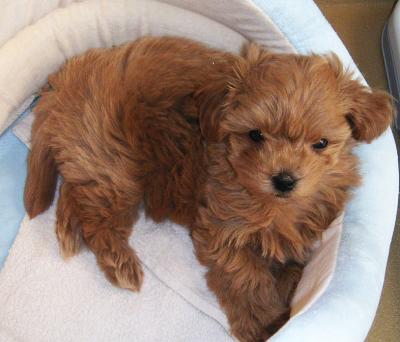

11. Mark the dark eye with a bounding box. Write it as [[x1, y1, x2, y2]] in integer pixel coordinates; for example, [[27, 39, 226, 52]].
[[249, 129, 264, 143], [312, 138, 329, 150]]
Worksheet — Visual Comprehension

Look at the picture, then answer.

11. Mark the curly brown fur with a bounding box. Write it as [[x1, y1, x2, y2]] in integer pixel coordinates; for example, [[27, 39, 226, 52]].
[[24, 37, 393, 341]]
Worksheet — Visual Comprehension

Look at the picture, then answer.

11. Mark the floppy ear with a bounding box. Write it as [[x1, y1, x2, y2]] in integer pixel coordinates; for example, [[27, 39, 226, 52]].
[[194, 77, 229, 142], [343, 81, 394, 142], [327, 54, 394, 142], [195, 43, 272, 142], [236, 42, 273, 78], [241, 42, 265, 65]]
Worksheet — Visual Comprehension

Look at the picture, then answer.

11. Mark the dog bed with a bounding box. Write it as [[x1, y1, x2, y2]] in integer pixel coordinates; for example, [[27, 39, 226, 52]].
[[0, 1, 398, 341]]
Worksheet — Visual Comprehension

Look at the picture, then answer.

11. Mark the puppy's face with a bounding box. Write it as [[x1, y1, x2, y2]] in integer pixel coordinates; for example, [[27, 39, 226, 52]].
[[198, 45, 393, 203]]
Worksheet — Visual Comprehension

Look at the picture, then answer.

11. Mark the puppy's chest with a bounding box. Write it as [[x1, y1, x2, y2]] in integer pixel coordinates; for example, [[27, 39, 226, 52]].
[[226, 207, 316, 264]]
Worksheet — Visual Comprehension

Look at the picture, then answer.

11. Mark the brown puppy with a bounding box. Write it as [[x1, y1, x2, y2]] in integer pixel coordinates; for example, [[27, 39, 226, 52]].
[[24, 36, 393, 341]]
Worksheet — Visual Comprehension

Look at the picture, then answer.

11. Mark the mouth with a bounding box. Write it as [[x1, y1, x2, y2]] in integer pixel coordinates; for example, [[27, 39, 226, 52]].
[[275, 192, 292, 199]]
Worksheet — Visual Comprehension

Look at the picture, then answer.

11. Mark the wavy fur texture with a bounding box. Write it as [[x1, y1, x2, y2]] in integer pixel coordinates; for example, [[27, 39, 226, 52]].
[[24, 37, 393, 341]]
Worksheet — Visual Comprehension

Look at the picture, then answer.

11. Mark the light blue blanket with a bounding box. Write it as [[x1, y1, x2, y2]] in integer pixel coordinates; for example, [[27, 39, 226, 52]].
[[0, 121, 28, 268]]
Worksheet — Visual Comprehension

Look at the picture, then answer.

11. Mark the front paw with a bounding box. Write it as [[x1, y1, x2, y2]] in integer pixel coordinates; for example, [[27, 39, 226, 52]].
[[231, 325, 271, 342], [230, 308, 290, 342], [265, 310, 290, 337]]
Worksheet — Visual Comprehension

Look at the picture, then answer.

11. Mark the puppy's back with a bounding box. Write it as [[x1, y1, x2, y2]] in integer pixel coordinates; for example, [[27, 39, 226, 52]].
[[25, 37, 236, 217]]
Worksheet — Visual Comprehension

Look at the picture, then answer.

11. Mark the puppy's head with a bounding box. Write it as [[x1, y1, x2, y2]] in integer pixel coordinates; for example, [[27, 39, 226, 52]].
[[197, 44, 393, 202]]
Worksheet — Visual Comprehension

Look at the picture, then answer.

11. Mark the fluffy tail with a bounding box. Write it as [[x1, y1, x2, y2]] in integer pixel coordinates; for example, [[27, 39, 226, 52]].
[[24, 134, 58, 218]]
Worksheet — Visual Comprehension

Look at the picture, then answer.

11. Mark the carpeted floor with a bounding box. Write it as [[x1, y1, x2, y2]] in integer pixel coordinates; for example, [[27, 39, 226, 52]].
[[315, 1, 399, 341]]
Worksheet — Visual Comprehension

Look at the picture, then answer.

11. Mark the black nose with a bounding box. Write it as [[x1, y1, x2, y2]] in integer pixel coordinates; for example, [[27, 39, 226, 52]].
[[272, 172, 297, 193]]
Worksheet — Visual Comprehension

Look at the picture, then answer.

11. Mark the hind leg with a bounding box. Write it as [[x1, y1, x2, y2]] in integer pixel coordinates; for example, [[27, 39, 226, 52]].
[[56, 181, 82, 259], [74, 184, 144, 291], [83, 217, 143, 291]]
